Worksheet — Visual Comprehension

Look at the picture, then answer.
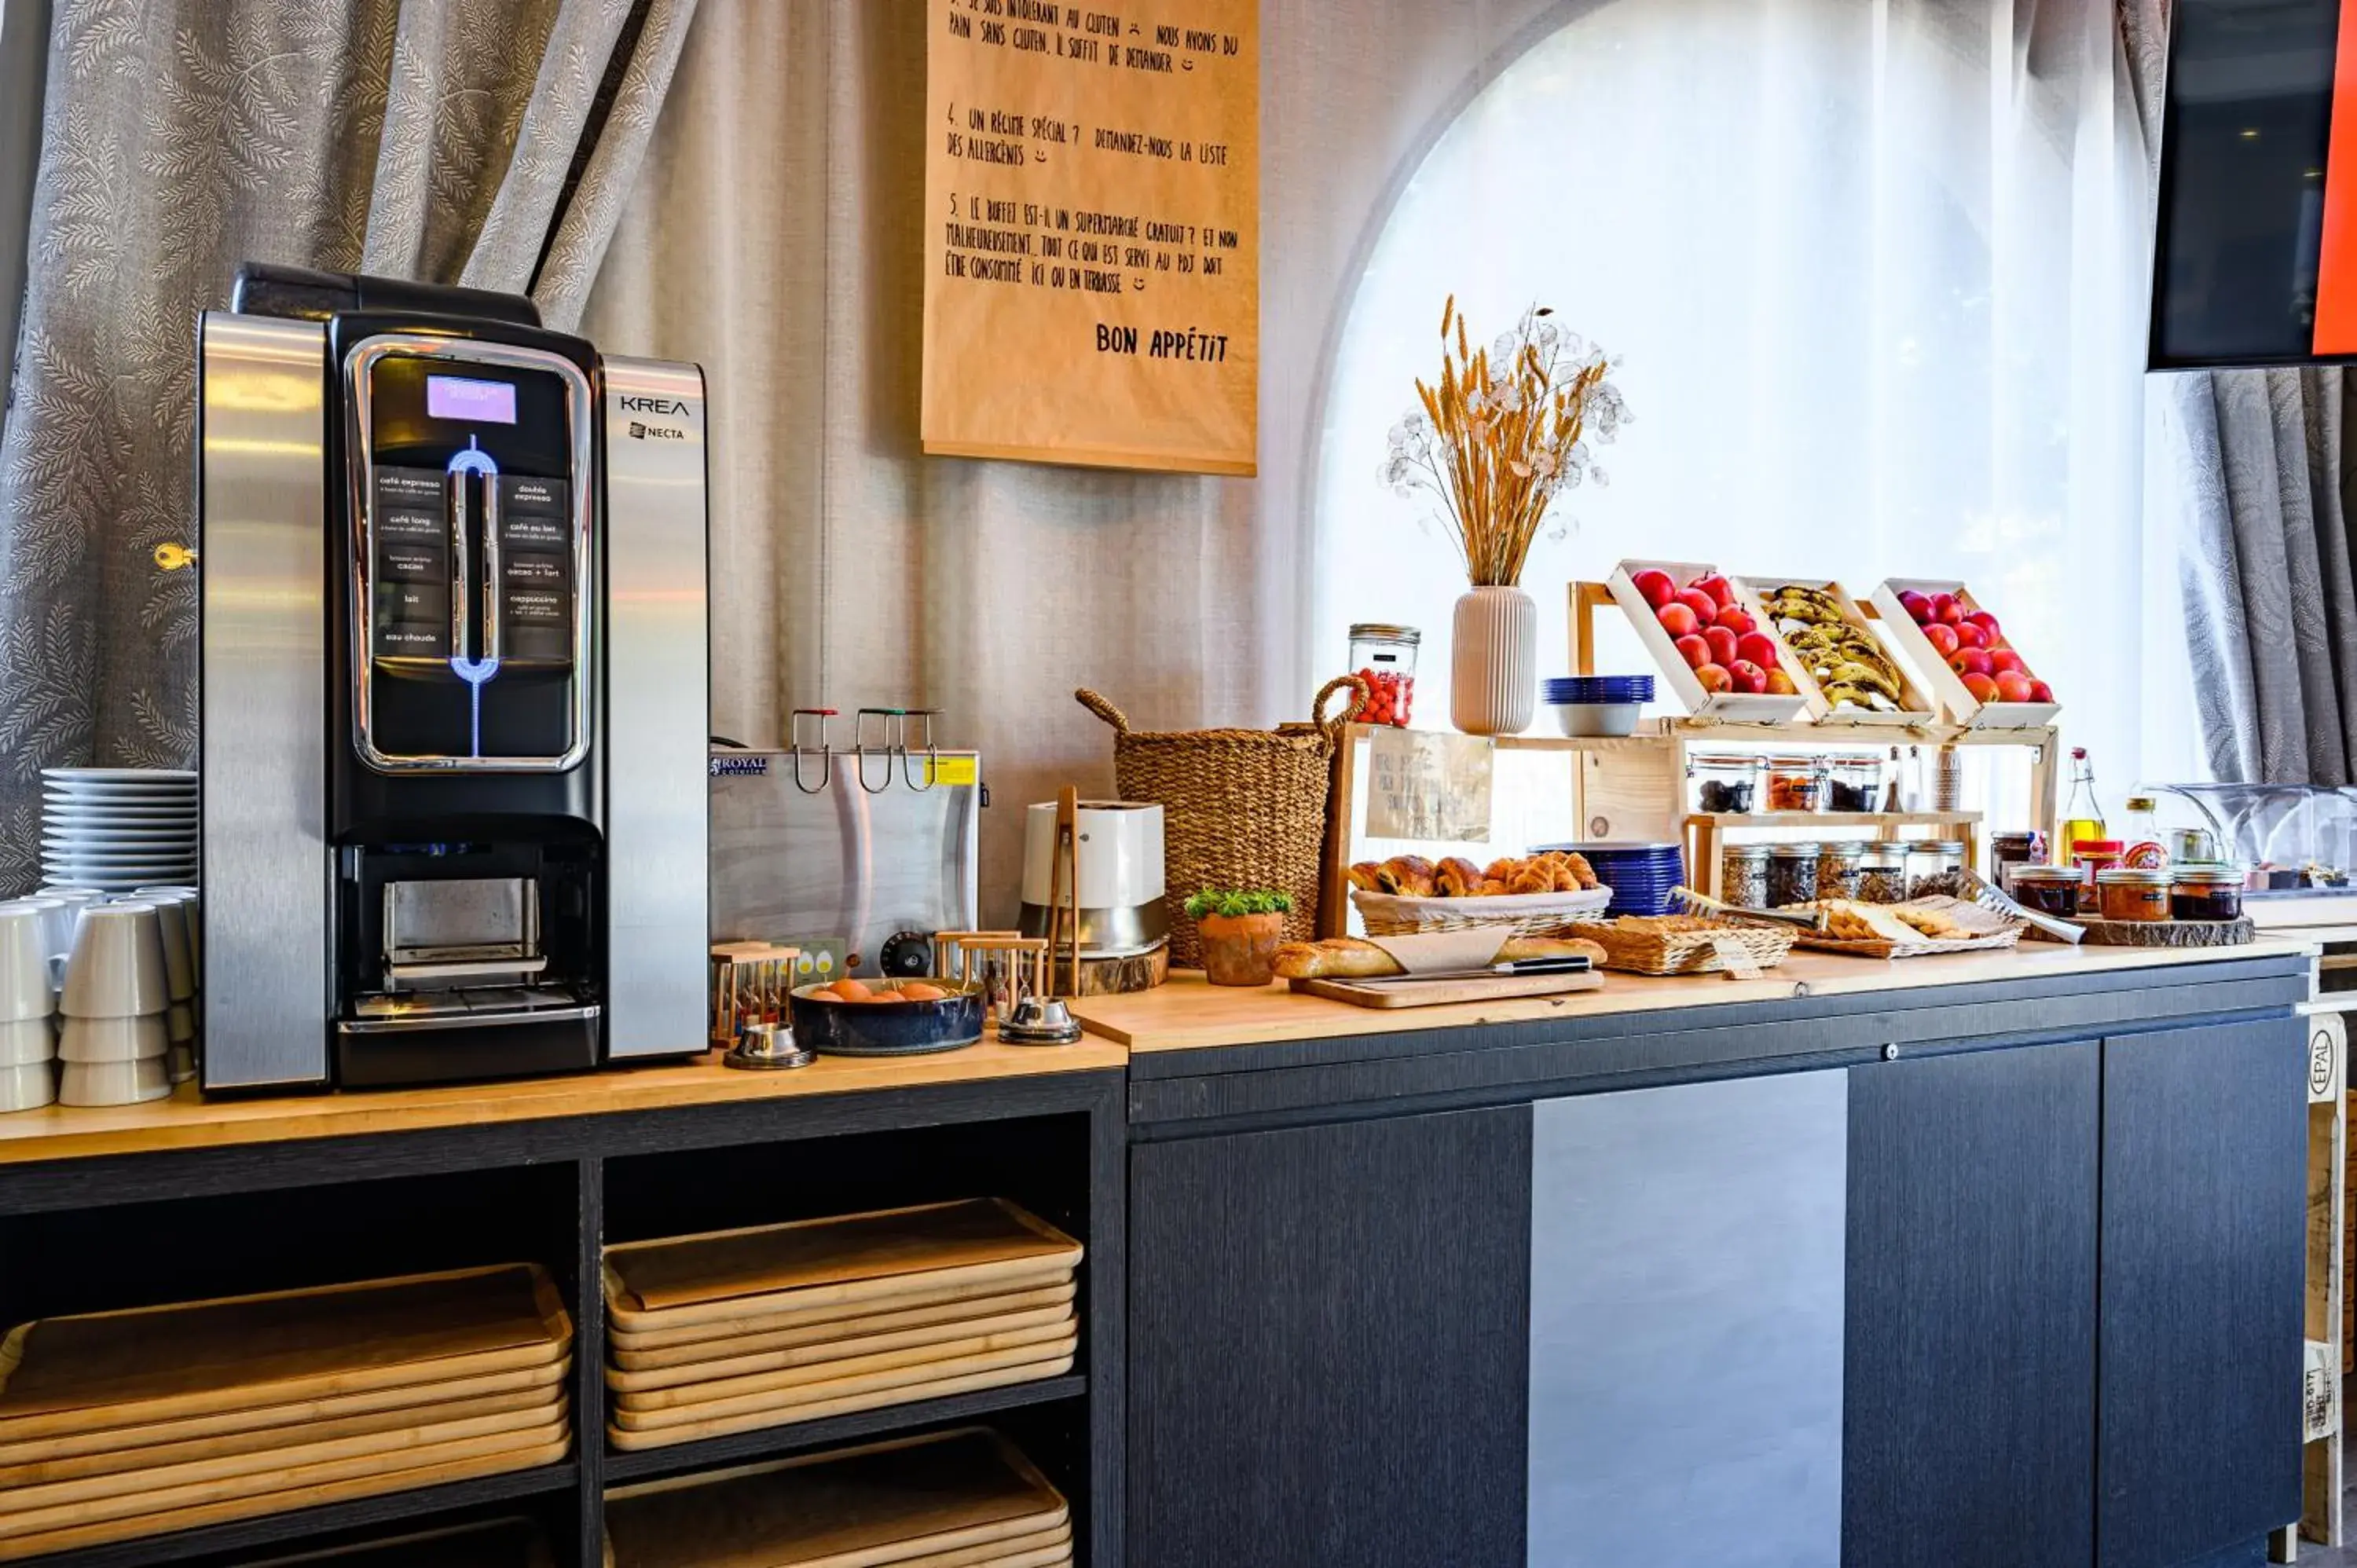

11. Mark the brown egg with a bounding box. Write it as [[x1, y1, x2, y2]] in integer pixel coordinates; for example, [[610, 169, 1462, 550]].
[[827, 979, 873, 1002], [896, 983, 946, 1002]]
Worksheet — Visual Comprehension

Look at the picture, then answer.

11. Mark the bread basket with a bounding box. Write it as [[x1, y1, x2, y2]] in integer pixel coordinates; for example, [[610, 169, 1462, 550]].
[[1351, 886, 1611, 939]]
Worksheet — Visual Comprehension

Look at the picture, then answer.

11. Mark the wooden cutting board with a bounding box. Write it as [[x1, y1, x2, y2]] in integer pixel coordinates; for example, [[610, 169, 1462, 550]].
[[612, 1283, 1077, 1372], [610, 1274, 1076, 1357], [1289, 970, 1604, 1009], [0, 1264, 570, 1442], [0, 1357, 570, 1469], [603, 1427, 1065, 1568], [0, 1386, 561, 1489], [611, 1332, 1079, 1427], [605, 1201, 1080, 1327], [607, 1304, 1076, 1395], [0, 1425, 569, 1562], [605, 1353, 1078, 1452], [0, 1405, 566, 1537], [890, 1522, 1071, 1568]]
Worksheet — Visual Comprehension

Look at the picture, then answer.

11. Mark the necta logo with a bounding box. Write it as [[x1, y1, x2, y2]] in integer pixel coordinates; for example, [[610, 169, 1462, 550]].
[[618, 394, 689, 416]]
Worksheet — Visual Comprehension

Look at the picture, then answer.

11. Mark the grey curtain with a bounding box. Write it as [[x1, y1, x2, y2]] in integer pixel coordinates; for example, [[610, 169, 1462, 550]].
[[0, 0, 698, 895]]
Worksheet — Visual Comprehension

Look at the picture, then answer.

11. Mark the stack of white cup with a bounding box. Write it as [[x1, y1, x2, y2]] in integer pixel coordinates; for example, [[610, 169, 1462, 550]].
[[0, 902, 57, 1112], [133, 888, 200, 1083], [58, 901, 171, 1105]]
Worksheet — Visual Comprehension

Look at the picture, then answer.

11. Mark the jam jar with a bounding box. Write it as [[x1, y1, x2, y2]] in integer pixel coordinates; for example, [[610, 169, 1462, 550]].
[[1989, 830, 2047, 892], [1855, 848, 1909, 903], [1816, 843, 1864, 900], [1721, 843, 1771, 908], [1766, 843, 1820, 908], [2069, 840, 2125, 912], [2011, 865, 2085, 919], [2096, 866, 2173, 923], [2170, 865, 2245, 923], [1347, 623, 1419, 727], [1908, 839, 1969, 899]]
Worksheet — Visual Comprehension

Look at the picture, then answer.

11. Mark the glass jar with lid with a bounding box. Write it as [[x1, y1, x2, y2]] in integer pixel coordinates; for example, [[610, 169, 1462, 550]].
[[1855, 847, 1909, 903], [1691, 753, 1763, 815], [2011, 865, 2085, 919], [1989, 830, 2047, 892], [2097, 866, 2172, 923], [1721, 843, 1771, 908], [2170, 864, 2245, 923], [1767, 757, 1829, 813], [1766, 843, 1820, 907], [1827, 758, 1882, 813], [1908, 839, 1970, 899], [1347, 624, 1420, 727], [1816, 842, 1865, 900]]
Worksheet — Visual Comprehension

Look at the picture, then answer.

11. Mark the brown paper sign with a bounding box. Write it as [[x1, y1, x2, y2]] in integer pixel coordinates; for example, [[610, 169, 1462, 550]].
[[1364, 730, 1493, 844], [922, 0, 1259, 474]]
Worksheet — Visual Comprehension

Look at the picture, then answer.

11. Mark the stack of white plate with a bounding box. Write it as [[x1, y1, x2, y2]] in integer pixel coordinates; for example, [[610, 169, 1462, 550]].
[[40, 770, 196, 892]]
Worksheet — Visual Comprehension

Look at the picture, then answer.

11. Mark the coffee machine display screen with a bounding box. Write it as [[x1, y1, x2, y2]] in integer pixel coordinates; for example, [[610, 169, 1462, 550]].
[[426, 374, 517, 424]]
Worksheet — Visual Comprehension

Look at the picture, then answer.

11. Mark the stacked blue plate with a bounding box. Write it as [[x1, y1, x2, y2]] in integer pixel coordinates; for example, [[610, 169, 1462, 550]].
[[1537, 841, 1684, 917], [1543, 676, 1655, 705]]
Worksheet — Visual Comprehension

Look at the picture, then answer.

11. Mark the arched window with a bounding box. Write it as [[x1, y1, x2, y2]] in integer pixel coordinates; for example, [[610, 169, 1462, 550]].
[[1312, 0, 2197, 809]]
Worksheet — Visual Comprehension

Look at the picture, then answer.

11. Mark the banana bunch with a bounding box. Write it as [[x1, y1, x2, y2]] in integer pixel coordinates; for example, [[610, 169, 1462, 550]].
[[1768, 584, 1908, 713]]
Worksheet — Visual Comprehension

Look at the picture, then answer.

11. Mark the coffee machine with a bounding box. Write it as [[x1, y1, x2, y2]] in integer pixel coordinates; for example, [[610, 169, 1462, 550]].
[[196, 265, 708, 1090]]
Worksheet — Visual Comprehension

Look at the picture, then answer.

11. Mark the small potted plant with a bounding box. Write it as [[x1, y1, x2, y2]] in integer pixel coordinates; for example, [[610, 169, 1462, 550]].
[[1185, 888, 1293, 987]]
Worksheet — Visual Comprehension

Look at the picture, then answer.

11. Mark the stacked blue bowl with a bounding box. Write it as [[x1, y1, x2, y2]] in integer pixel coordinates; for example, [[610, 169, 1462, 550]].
[[1537, 841, 1684, 917], [1542, 676, 1655, 738]]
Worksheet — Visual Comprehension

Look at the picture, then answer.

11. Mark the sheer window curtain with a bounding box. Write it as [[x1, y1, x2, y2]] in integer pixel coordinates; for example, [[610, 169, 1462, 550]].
[[0, 0, 698, 895], [1311, 0, 2190, 815]]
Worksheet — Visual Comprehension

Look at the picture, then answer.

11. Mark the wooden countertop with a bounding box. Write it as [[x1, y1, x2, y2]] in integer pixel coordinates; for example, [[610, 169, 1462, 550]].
[[1068, 940, 2319, 1054], [0, 1038, 1128, 1167]]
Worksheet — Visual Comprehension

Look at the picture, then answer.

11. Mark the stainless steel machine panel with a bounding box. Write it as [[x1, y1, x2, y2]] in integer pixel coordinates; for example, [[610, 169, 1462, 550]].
[[199, 312, 331, 1090], [709, 754, 980, 978], [603, 356, 710, 1057]]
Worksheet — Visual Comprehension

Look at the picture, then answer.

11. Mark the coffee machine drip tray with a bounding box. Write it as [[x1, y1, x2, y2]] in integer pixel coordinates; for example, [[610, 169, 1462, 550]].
[[349, 987, 593, 1026]]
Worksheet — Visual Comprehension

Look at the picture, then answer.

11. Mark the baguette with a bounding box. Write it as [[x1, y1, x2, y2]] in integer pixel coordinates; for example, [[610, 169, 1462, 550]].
[[1274, 935, 1605, 980]]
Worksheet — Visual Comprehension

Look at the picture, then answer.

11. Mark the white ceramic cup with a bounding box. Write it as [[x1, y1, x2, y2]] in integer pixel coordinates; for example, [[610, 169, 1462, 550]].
[[167, 1042, 195, 1085], [58, 1056, 169, 1106], [143, 898, 194, 1002], [0, 1017, 54, 1068], [166, 1002, 195, 1044], [0, 903, 56, 1024], [138, 888, 200, 978], [60, 902, 168, 1020], [0, 1061, 55, 1112], [58, 1013, 169, 1063]]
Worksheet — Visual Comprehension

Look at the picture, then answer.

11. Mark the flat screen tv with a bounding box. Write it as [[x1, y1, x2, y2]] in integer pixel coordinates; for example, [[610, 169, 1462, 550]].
[[2150, 0, 2357, 368]]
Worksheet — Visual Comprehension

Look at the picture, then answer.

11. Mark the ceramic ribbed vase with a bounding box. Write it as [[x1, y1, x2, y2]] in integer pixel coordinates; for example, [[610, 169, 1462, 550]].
[[1450, 585, 1537, 736]]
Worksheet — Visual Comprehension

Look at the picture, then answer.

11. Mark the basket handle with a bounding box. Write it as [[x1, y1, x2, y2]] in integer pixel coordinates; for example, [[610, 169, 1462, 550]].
[[1312, 675, 1370, 747], [1075, 688, 1130, 735]]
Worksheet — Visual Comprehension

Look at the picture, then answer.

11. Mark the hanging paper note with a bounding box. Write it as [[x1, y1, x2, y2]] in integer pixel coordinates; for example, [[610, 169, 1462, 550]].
[[1365, 730, 1493, 843]]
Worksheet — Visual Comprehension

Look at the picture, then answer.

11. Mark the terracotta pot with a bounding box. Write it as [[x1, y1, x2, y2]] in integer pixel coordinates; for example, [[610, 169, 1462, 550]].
[[1450, 584, 1538, 736], [1196, 911, 1285, 987]]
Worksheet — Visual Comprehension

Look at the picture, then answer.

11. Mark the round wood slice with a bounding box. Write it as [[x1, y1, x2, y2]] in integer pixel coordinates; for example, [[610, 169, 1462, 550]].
[[1060, 943, 1168, 997], [2071, 916, 2255, 947]]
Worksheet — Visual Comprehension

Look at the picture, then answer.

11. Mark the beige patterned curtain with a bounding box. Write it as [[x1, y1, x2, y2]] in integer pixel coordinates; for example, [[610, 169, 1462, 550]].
[[0, 0, 698, 894]]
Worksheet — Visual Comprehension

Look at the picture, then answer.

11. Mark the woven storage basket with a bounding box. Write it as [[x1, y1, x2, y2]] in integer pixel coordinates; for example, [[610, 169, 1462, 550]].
[[1351, 886, 1613, 939], [1078, 680, 1363, 969], [1564, 918, 1797, 976]]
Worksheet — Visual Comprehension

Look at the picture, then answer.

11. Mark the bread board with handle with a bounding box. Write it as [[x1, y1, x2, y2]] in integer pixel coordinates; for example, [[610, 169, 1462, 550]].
[[610, 1332, 1079, 1427], [1288, 970, 1604, 1009], [606, 1302, 1077, 1394], [605, 1352, 1079, 1451], [604, 1200, 1081, 1329], [0, 1264, 570, 1443], [611, 1282, 1076, 1371]]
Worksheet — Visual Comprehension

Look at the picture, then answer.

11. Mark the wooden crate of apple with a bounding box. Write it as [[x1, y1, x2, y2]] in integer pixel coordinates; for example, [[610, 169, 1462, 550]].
[[1890, 588, 2052, 709], [1626, 567, 1798, 698]]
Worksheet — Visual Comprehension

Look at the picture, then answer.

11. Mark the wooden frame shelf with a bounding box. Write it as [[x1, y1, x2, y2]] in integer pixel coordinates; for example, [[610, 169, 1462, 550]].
[[1685, 811, 1981, 830]]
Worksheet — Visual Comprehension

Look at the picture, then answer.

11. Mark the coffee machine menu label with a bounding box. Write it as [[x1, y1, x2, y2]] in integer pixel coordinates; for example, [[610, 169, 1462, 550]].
[[497, 478, 573, 661], [503, 476, 566, 515], [920, 0, 1258, 475], [372, 467, 451, 658]]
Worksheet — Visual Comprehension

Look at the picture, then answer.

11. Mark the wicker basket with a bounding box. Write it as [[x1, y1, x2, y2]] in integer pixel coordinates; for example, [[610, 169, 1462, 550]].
[[1564, 918, 1798, 976], [1078, 680, 1364, 969], [1352, 886, 1613, 939]]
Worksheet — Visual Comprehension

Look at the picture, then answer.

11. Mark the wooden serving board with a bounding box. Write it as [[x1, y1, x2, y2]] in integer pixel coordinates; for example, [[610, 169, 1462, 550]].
[[611, 1332, 1079, 1427], [603, 1427, 1065, 1568], [893, 1523, 1071, 1568], [612, 1283, 1076, 1372], [610, 1272, 1076, 1357], [0, 1425, 569, 1563], [0, 1357, 570, 1469], [1289, 971, 1603, 1009], [0, 1264, 570, 1442], [604, 1200, 1081, 1327], [605, 1353, 1078, 1451], [0, 1393, 564, 1515], [607, 1304, 1076, 1394]]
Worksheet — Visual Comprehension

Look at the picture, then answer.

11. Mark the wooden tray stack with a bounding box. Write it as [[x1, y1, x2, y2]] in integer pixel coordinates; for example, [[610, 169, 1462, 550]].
[[603, 1200, 1083, 1453], [0, 1264, 574, 1562], [606, 1427, 1071, 1567]]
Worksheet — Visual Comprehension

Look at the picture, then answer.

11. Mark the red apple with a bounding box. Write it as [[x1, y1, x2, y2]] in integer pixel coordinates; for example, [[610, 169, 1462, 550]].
[[1728, 659, 1769, 694], [1897, 590, 1933, 625], [1713, 605, 1756, 636], [1923, 623, 1960, 658], [1692, 573, 1737, 610], [1927, 592, 1956, 623], [1960, 672, 2000, 703], [1988, 649, 2025, 676], [1673, 633, 1712, 669], [1703, 625, 1739, 667], [1993, 671, 2036, 703], [1949, 649, 1993, 678], [1938, 599, 1967, 626], [1736, 632, 1780, 669], [1965, 610, 2001, 643], [2026, 680, 2055, 703], [1632, 569, 1676, 610], [1674, 588, 1719, 623], [1695, 662, 1735, 694], [1953, 622, 1988, 650], [1658, 603, 1700, 639]]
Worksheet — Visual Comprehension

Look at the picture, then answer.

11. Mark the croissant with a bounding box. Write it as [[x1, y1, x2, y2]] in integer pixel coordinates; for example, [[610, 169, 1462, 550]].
[[1483, 857, 1523, 881], [1435, 856, 1486, 898], [1476, 878, 1513, 896], [1347, 861, 1384, 893], [1508, 866, 1556, 896], [1375, 855, 1435, 896]]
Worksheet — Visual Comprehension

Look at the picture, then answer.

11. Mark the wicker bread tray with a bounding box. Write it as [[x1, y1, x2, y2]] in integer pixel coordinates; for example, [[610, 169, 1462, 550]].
[[1563, 918, 1797, 976], [1788, 896, 2027, 959], [1352, 885, 1612, 939]]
